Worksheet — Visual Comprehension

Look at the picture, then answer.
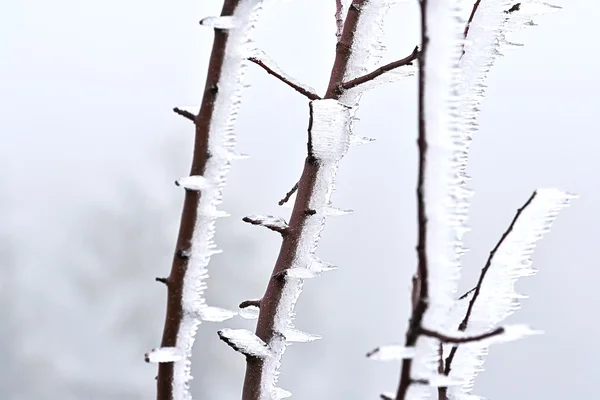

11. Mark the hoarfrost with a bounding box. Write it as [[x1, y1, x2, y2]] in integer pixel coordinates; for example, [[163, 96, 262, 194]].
[[199, 16, 237, 29], [281, 328, 322, 343], [239, 305, 260, 320], [367, 345, 416, 361], [350, 135, 376, 146], [198, 306, 237, 322], [144, 347, 185, 363], [272, 387, 292, 400], [244, 215, 289, 231], [448, 188, 575, 398], [310, 99, 351, 160], [175, 175, 211, 191], [218, 328, 271, 358], [324, 206, 354, 216], [148, 2, 270, 400]]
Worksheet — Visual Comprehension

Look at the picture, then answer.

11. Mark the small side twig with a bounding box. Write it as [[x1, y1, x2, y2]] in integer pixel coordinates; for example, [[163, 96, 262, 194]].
[[420, 326, 504, 344], [248, 57, 321, 100], [242, 215, 289, 235], [239, 299, 261, 309], [340, 46, 420, 90], [278, 182, 299, 206], [172, 107, 196, 122], [464, 0, 482, 39]]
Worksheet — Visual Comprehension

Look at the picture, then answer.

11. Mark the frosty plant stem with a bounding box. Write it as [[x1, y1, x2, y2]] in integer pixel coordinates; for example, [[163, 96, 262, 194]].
[[147, 1, 266, 400]]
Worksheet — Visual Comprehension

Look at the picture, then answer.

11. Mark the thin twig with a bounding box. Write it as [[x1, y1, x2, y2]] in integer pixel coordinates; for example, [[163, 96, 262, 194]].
[[172, 107, 196, 122], [420, 327, 504, 344], [335, 0, 344, 40], [242, 215, 289, 235], [396, 1, 429, 399], [340, 46, 420, 90], [442, 192, 538, 375], [248, 57, 321, 100], [239, 299, 261, 309], [278, 182, 299, 206], [464, 0, 482, 39]]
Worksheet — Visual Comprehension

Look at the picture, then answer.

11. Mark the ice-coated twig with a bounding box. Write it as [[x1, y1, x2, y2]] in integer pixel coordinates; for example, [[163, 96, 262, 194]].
[[442, 189, 575, 399], [248, 50, 321, 100], [395, 0, 465, 398], [218, 328, 272, 358], [172, 107, 196, 122], [242, 215, 289, 235], [419, 326, 504, 344], [152, 1, 269, 400], [340, 46, 419, 91], [240, 2, 395, 399], [335, 0, 345, 40], [278, 181, 299, 206], [366, 345, 416, 361]]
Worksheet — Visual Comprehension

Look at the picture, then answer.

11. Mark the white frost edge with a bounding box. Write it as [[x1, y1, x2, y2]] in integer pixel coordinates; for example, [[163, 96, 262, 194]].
[[448, 188, 575, 398]]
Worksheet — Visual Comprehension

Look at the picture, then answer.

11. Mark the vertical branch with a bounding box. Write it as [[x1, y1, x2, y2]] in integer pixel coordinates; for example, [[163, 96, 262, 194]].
[[395, 1, 429, 397], [152, 1, 265, 400]]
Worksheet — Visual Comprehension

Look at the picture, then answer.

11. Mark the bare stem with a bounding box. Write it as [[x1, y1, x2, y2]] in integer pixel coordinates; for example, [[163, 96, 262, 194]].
[[340, 46, 420, 90], [278, 182, 299, 206], [172, 107, 196, 122], [248, 57, 321, 100], [396, 1, 429, 398]]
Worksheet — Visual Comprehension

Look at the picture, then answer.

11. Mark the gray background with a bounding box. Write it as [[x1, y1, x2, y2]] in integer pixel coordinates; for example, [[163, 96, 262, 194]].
[[0, 0, 594, 399]]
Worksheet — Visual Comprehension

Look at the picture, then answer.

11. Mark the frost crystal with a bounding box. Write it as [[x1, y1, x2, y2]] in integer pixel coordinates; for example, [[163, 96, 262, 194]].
[[144, 347, 185, 363], [367, 345, 416, 361], [218, 328, 272, 358], [199, 16, 237, 29], [281, 328, 322, 343], [198, 306, 236, 322], [239, 305, 260, 320], [175, 175, 211, 191]]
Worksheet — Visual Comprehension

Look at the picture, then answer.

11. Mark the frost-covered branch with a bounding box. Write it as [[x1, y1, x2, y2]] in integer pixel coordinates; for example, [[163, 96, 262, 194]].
[[148, 2, 267, 400], [335, 0, 345, 40], [440, 189, 574, 398], [419, 326, 503, 344], [236, 1, 406, 399], [248, 51, 321, 100], [340, 46, 419, 91], [242, 215, 289, 235]]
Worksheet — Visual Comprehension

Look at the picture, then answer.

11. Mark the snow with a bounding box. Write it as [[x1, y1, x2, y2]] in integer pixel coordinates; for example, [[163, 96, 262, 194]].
[[448, 188, 575, 398], [239, 305, 260, 320], [324, 206, 354, 216], [145, 1, 270, 399], [367, 345, 416, 361], [199, 16, 237, 29], [198, 306, 237, 322], [281, 328, 321, 343], [174, 175, 211, 191], [144, 347, 185, 363], [218, 328, 272, 358]]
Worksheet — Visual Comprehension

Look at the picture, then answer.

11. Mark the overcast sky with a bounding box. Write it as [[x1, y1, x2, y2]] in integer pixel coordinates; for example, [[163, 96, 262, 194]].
[[0, 0, 597, 399]]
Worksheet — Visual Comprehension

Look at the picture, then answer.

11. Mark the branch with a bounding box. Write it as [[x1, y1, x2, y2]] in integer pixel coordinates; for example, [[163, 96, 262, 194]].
[[248, 56, 321, 100], [152, 1, 265, 399], [420, 327, 504, 344], [464, 0, 481, 39], [340, 46, 420, 90], [241, 2, 370, 399], [335, 0, 344, 40], [395, 4, 430, 399], [242, 215, 289, 235], [172, 107, 196, 122], [278, 181, 299, 206], [239, 299, 261, 309], [442, 192, 537, 376]]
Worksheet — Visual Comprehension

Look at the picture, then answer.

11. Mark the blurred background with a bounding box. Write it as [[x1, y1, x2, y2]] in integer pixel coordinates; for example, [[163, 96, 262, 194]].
[[0, 0, 595, 399]]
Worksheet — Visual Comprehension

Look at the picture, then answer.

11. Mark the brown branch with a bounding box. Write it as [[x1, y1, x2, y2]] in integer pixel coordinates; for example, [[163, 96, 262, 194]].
[[155, 277, 169, 286], [239, 299, 261, 309], [395, 1, 430, 398], [241, 2, 368, 399], [172, 107, 196, 122], [440, 191, 538, 394], [242, 215, 289, 235], [278, 182, 299, 206], [420, 327, 504, 344], [248, 57, 321, 100], [340, 46, 420, 90], [155, 2, 242, 399], [464, 0, 482, 39]]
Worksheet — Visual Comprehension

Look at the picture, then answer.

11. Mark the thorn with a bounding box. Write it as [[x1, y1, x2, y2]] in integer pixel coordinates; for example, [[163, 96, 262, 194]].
[[172, 107, 195, 122], [155, 277, 169, 286], [239, 299, 261, 309]]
